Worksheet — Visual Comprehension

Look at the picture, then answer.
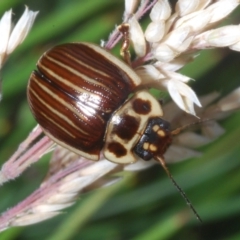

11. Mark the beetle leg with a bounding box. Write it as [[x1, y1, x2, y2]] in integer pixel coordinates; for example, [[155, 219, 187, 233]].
[[118, 23, 131, 65]]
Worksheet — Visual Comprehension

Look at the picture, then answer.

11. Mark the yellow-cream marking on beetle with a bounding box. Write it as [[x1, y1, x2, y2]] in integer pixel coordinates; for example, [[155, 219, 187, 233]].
[[152, 125, 159, 132], [157, 129, 165, 137], [103, 90, 163, 164], [143, 142, 149, 150], [149, 144, 157, 152]]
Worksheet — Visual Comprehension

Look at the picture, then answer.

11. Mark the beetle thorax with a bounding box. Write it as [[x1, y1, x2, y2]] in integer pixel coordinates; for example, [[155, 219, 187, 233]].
[[103, 90, 172, 164]]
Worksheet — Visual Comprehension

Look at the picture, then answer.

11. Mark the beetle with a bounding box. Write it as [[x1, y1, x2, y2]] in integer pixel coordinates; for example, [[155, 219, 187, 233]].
[[27, 31, 201, 221], [27, 42, 172, 165]]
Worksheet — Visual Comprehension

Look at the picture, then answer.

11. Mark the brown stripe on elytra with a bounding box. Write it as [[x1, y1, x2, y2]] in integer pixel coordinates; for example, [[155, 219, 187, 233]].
[[43, 43, 134, 94], [28, 71, 106, 153], [38, 57, 115, 100], [132, 98, 151, 115], [28, 73, 90, 135], [66, 51, 110, 77], [37, 51, 129, 112], [37, 61, 119, 115], [41, 44, 131, 93], [44, 54, 120, 97], [31, 71, 107, 130], [112, 115, 140, 141], [38, 56, 117, 97], [28, 93, 104, 154], [60, 43, 134, 89], [32, 70, 112, 128]]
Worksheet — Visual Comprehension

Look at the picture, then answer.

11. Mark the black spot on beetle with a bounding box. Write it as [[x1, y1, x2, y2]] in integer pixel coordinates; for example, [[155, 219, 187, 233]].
[[113, 115, 139, 140], [132, 98, 151, 115], [108, 142, 127, 157]]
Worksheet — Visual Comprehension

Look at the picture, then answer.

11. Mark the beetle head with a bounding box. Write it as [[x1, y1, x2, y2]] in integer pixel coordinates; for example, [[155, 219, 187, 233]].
[[134, 117, 172, 160]]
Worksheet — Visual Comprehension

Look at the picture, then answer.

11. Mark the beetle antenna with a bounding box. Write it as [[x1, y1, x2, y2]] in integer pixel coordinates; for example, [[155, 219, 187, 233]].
[[154, 155, 202, 223], [171, 118, 211, 136]]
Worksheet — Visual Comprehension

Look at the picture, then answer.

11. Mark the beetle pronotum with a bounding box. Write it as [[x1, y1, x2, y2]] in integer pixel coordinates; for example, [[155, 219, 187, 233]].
[[27, 24, 201, 221]]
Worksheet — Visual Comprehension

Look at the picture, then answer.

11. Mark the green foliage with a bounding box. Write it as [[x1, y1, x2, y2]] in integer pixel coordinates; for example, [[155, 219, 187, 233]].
[[0, 1, 240, 239]]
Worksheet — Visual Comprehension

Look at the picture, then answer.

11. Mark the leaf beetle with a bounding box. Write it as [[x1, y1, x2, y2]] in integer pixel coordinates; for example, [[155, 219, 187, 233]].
[[27, 42, 172, 165]]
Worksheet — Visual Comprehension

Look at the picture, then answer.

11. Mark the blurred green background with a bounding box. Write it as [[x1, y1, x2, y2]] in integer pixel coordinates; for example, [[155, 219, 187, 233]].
[[0, 0, 240, 239]]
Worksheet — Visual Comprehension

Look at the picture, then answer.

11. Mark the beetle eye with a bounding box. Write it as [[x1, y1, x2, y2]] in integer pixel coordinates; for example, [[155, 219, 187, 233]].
[[134, 117, 172, 160]]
